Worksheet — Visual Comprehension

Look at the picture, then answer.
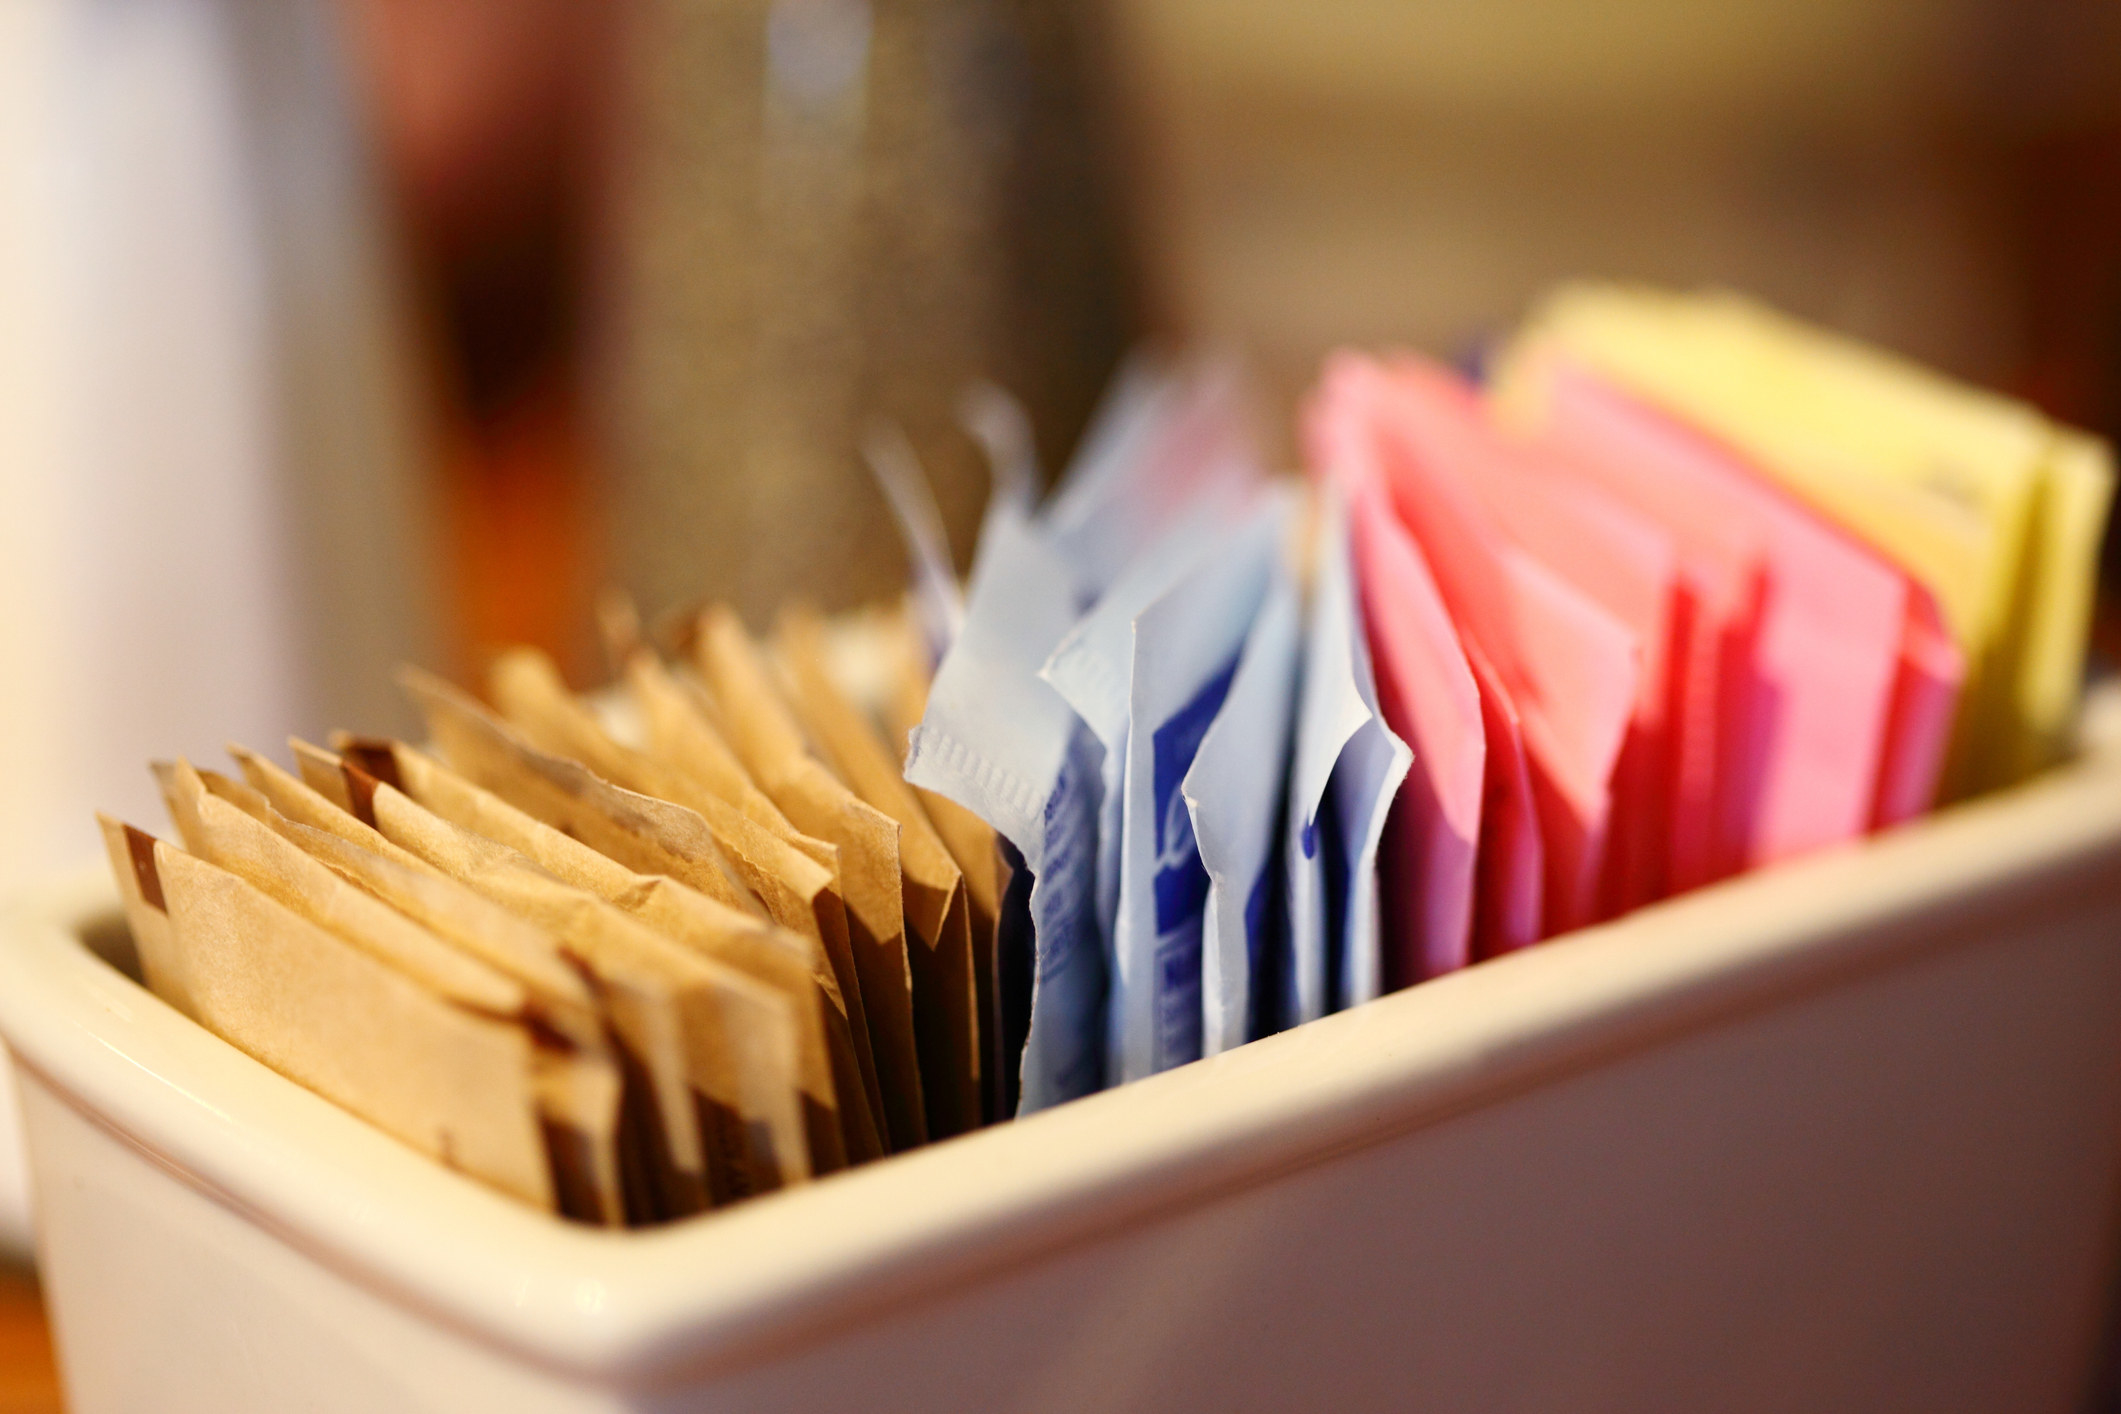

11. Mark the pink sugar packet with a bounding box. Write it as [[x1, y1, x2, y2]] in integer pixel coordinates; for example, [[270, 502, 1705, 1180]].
[[1326, 353, 1640, 935], [1410, 375, 1681, 917], [1462, 640, 1544, 958], [1875, 591, 1962, 828], [1502, 357, 1769, 888], [1310, 400, 1489, 983], [1519, 356, 1960, 866]]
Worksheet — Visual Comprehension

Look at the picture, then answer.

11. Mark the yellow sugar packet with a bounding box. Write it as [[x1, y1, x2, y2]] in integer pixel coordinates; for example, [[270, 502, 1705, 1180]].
[[157, 760, 626, 1223], [1504, 290, 1997, 778], [777, 606, 982, 1139], [1703, 295, 2114, 783], [329, 735, 869, 1171], [2020, 431, 2116, 778], [491, 647, 928, 1155], [112, 829, 556, 1209]]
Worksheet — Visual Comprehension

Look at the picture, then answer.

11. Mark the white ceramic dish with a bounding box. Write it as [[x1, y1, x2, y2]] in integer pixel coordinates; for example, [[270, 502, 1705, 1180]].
[[5, 692, 2121, 1412]]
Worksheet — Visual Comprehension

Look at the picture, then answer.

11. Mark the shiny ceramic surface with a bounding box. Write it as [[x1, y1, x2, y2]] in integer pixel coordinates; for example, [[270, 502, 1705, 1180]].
[[4, 696, 2120, 1410]]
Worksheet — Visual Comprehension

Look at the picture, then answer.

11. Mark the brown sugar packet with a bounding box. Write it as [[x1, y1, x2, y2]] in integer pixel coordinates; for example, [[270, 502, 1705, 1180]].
[[268, 815, 630, 1222], [490, 648, 929, 1155], [401, 666, 763, 914], [229, 742, 428, 872], [527, 1053, 628, 1225], [200, 761, 626, 1213], [684, 611, 936, 1148], [326, 735, 867, 1173], [155, 759, 530, 1019], [775, 606, 983, 1140], [597, 599, 847, 875], [153, 760, 631, 1224], [404, 664, 891, 1160], [421, 829, 802, 1206], [616, 657, 914, 1161], [166, 754, 710, 1216], [203, 770, 630, 1224], [626, 645, 915, 1030], [486, 649, 858, 988], [877, 615, 1014, 1123], [324, 735, 865, 1169], [621, 649, 818, 848], [117, 829, 556, 1209], [97, 813, 193, 1016], [352, 777, 809, 1208], [229, 744, 651, 1206], [198, 763, 604, 1046]]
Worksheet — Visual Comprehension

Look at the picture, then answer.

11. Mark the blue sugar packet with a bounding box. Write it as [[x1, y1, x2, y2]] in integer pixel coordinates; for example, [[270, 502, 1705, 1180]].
[[906, 510, 1108, 1112], [1185, 498, 1302, 1056], [1045, 495, 1282, 1083], [1280, 487, 1411, 1030]]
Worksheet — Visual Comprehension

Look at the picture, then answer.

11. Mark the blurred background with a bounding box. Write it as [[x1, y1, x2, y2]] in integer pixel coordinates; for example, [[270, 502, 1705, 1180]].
[[2, 0, 2120, 1404], [362, 0, 2121, 673], [315, 0, 2121, 674]]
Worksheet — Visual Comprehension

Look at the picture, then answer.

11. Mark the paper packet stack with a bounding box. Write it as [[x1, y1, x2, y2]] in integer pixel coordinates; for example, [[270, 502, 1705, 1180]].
[[907, 284, 2114, 1115], [100, 607, 1005, 1224], [98, 282, 2115, 1220]]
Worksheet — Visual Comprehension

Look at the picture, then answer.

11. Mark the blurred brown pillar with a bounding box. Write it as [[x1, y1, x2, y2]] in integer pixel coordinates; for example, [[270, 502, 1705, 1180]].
[[345, 0, 616, 681], [597, 0, 1139, 627]]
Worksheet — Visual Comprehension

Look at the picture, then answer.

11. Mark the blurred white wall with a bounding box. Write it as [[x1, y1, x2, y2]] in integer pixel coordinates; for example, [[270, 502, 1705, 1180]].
[[0, 0, 434, 1256], [1, 0, 299, 896]]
